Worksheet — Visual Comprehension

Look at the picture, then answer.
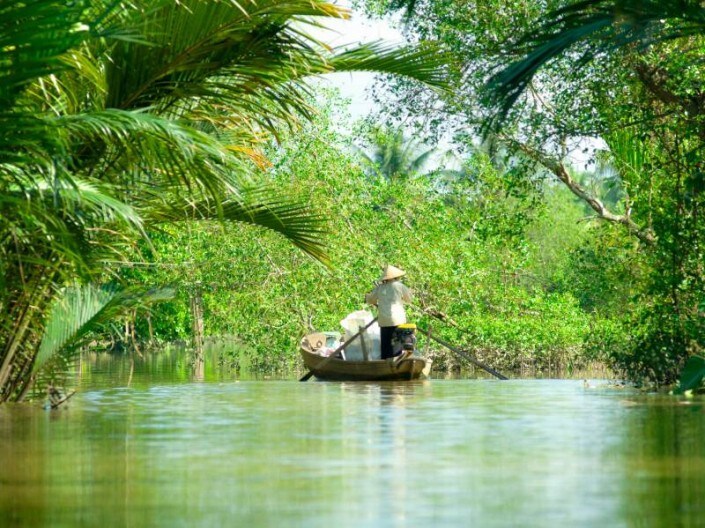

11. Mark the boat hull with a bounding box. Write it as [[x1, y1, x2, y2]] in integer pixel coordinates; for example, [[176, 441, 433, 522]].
[[299, 348, 431, 381]]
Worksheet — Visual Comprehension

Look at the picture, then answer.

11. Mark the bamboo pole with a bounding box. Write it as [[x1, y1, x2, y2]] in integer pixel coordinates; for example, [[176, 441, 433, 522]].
[[417, 326, 508, 380]]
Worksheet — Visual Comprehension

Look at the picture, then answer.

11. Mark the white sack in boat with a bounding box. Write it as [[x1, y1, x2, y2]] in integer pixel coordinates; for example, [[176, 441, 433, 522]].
[[340, 310, 380, 361]]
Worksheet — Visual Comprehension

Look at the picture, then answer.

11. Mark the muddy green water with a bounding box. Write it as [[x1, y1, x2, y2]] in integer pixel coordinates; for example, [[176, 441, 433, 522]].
[[1, 353, 704, 527]]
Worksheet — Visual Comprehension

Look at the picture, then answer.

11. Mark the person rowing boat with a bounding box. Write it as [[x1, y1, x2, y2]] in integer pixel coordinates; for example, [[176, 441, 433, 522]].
[[365, 265, 413, 360]]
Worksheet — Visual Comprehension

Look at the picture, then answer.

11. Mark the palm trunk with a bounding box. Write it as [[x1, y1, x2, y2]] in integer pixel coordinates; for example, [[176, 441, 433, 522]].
[[0, 272, 46, 394], [0, 264, 59, 402]]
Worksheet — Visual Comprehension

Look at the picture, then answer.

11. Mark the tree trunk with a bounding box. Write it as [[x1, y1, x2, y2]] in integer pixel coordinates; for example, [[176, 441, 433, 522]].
[[510, 139, 656, 244], [190, 286, 205, 380], [0, 266, 56, 402]]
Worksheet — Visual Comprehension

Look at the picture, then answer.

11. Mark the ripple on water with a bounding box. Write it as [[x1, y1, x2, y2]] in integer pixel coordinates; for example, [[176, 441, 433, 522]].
[[1, 378, 704, 528]]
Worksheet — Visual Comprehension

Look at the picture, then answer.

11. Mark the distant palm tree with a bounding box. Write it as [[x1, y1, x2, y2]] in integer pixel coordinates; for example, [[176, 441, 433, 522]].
[[357, 128, 439, 181], [0, 0, 451, 401]]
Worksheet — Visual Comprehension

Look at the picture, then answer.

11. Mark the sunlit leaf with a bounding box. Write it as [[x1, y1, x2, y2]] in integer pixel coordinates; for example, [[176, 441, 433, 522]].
[[35, 284, 175, 372]]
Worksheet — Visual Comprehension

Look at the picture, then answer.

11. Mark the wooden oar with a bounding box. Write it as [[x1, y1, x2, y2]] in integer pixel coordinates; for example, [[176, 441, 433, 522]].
[[299, 317, 379, 382], [417, 325, 508, 380]]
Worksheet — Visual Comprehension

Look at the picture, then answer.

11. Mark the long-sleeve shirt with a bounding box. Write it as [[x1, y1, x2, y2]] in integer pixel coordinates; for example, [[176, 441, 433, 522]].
[[365, 281, 413, 327]]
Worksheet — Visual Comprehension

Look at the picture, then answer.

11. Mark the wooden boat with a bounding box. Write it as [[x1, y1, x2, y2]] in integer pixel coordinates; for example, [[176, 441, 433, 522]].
[[300, 332, 432, 381]]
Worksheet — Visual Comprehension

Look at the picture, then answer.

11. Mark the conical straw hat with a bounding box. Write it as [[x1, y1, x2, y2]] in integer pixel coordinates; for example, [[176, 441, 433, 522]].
[[380, 265, 406, 281]]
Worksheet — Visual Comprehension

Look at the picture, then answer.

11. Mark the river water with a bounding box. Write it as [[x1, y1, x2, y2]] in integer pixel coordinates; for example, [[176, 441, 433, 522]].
[[1, 352, 704, 527]]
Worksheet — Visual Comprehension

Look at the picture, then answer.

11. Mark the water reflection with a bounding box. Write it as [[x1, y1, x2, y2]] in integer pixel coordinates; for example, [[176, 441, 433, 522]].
[[76, 340, 253, 390], [1, 364, 705, 527], [372, 383, 429, 525], [618, 397, 705, 526]]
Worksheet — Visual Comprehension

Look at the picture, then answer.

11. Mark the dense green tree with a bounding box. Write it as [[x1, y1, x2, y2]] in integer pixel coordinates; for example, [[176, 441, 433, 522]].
[[484, 0, 705, 383], [360, 0, 705, 385], [123, 100, 599, 376], [486, 0, 705, 123], [0, 0, 449, 401]]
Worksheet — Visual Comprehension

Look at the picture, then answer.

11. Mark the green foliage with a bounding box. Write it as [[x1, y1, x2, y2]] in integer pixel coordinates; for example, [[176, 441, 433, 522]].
[[0, 0, 452, 401], [125, 101, 601, 374], [355, 126, 439, 181], [359, 0, 705, 387], [485, 0, 705, 126], [674, 355, 705, 394], [34, 284, 174, 390]]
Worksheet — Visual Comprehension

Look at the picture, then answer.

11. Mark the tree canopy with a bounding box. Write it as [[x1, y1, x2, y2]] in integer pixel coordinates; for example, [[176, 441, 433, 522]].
[[359, 0, 705, 384], [0, 0, 450, 401]]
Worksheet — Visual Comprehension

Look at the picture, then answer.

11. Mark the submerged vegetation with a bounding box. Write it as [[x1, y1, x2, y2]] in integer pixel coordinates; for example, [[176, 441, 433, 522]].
[[2, 0, 705, 398]]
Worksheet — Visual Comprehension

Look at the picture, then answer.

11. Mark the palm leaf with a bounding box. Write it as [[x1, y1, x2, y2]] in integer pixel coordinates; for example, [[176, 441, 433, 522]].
[[35, 177, 144, 231], [0, 0, 132, 158], [0, 0, 90, 108], [406, 147, 436, 176], [1, 172, 148, 278], [356, 127, 440, 181], [486, 0, 705, 127], [0, 113, 65, 171], [58, 109, 251, 198], [100, 1, 450, 126], [604, 128, 651, 179], [34, 284, 175, 372], [326, 41, 453, 92], [148, 186, 330, 264], [102, 0, 339, 112]]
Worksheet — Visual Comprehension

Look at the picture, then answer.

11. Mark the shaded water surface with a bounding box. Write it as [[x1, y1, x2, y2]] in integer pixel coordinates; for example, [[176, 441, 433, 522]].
[[1, 354, 704, 527]]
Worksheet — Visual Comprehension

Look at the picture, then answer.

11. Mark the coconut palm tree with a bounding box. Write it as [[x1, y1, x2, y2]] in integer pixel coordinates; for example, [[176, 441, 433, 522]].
[[357, 127, 439, 181], [0, 0, 451, 401]]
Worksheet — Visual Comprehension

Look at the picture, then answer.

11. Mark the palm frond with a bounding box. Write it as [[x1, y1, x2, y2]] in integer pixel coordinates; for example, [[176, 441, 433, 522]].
[[39, 177, 143, 230], [0, 0, 90, 108], [27, 45, 108, 115], [327, 41, 453, 92], [486, 0, 705, 127], [57, 109, 257, 200], [148, 186, 330, 264], [0, 1, 127, 185], [407, 148, 436, 175], [0, 169, 151, 282], [605, 128, 651, 178], [102, 0, 340, 112], [35, 283, 175, 372], [0, 113, 62, 170], [357, 126, 440, 181], [99, 0, 450, 132]]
